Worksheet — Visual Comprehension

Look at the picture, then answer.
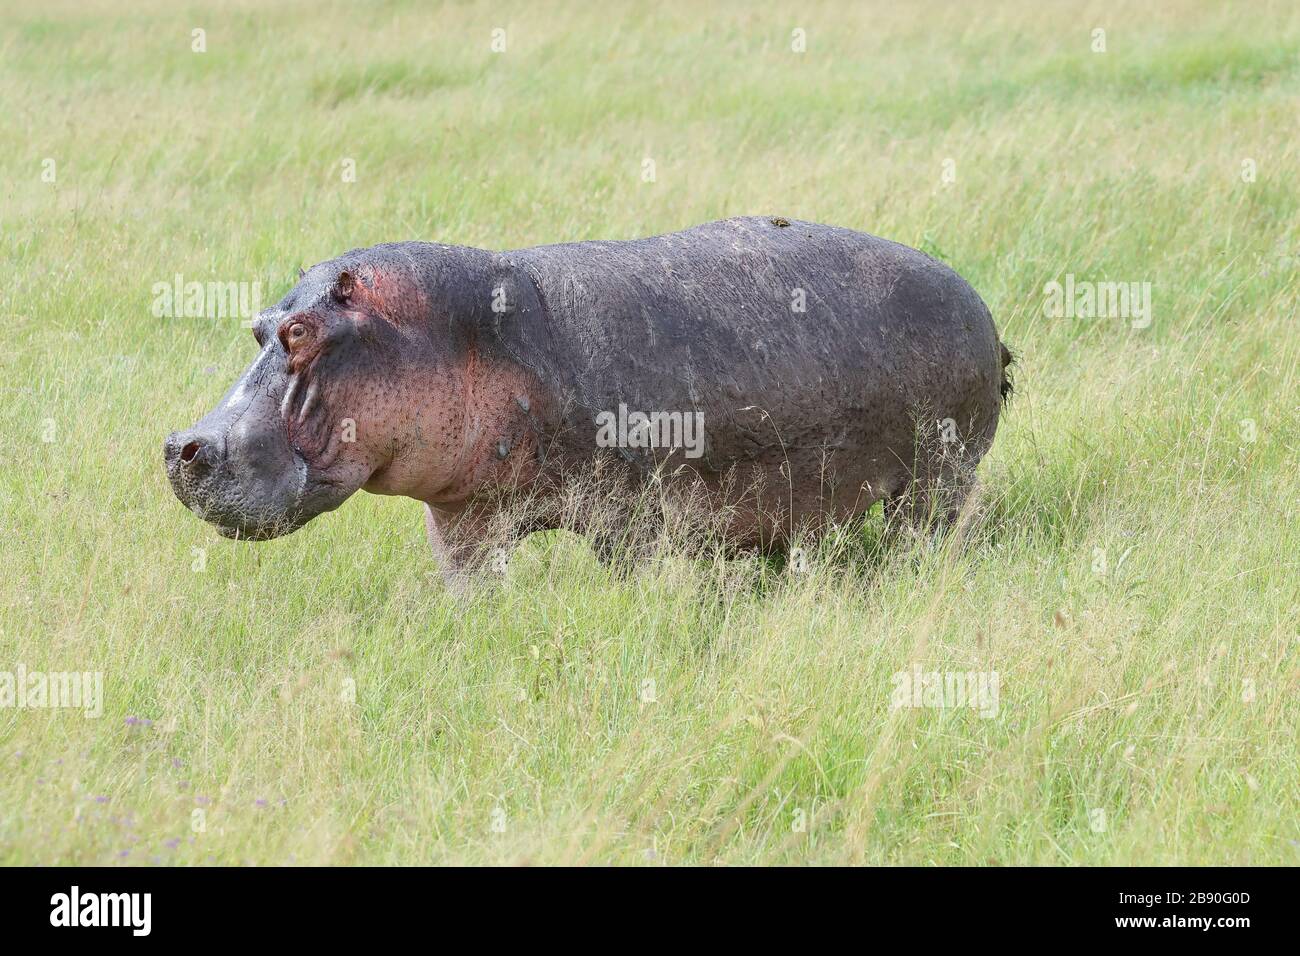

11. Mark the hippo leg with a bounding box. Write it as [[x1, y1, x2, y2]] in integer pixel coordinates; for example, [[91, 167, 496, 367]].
[[883, 462, 979, 542], [424, 505, 477, 597], [425, 504, 523, 597], [425, 501, 553, 594]]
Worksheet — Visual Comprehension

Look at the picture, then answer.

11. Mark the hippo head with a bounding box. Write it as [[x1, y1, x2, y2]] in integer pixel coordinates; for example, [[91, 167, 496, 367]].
[[165, 245, 526, 540]]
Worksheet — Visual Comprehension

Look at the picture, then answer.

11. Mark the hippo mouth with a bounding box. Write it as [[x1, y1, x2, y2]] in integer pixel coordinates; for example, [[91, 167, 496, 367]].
[[184, 499, 312, 542], [210, 513, 306, 541]]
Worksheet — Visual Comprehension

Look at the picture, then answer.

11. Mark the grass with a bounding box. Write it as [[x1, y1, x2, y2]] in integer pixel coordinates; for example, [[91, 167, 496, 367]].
[[1, 0, 1297, 865]]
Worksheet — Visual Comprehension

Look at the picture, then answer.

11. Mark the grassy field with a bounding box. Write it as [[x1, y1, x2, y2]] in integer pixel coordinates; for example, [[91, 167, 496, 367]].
[[2, 0, 1298, 865]]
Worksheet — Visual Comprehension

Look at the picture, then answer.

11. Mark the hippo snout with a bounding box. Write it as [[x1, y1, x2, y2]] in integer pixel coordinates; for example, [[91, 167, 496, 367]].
[[164, 423, 308, 541]]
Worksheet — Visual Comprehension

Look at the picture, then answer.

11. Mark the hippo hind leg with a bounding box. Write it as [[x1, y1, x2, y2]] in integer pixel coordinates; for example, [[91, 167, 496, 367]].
[[883, 466, 978, 539], [882, 435, 987, 542]]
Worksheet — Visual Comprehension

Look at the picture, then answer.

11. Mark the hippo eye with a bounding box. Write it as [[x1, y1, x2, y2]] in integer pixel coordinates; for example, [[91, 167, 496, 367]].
[[277, 319, 313, 354]]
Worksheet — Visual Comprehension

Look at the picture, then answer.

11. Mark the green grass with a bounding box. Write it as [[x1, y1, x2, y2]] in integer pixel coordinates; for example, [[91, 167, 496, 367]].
[[1, 0, 1297, 865]]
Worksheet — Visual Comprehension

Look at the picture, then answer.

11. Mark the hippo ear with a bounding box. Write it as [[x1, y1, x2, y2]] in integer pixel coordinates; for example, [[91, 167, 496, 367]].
[[297, 266, 307, 280], [331, 270, 356, 303]]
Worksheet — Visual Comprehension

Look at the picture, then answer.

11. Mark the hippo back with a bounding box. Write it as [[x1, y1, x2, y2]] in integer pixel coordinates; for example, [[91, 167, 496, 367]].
[[503, 217, 1003, 484]]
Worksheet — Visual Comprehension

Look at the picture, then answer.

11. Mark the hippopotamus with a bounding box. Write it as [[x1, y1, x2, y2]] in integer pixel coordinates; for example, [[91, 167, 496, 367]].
[[165, 217, 1012, 587]]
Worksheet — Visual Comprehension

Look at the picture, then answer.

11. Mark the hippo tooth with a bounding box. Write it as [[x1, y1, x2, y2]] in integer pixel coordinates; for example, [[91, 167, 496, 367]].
[[515, 395, 530, 413], [297, 381, 318, 424], [280, 377, 300, 421], [496, 439, 510, 459]]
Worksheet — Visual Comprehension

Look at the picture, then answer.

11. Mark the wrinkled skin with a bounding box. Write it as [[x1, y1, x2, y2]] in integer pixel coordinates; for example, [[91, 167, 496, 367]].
[[166, 217, 1013, 587]]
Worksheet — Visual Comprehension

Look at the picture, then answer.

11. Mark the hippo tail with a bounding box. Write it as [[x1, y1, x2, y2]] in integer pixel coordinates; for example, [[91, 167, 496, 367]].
[[999, 341, 1015, 403]]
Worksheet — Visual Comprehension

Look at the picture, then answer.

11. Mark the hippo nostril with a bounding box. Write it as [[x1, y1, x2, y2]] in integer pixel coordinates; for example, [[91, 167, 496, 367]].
[[167, 429, 226, 478]]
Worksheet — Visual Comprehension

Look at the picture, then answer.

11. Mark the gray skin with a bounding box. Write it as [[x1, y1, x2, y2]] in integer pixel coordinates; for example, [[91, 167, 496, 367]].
[[165, 217, 1012, 588]]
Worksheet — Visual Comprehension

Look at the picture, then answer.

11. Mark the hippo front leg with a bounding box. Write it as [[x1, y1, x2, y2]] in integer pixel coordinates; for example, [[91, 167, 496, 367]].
[[424, 505, 492, 598]]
